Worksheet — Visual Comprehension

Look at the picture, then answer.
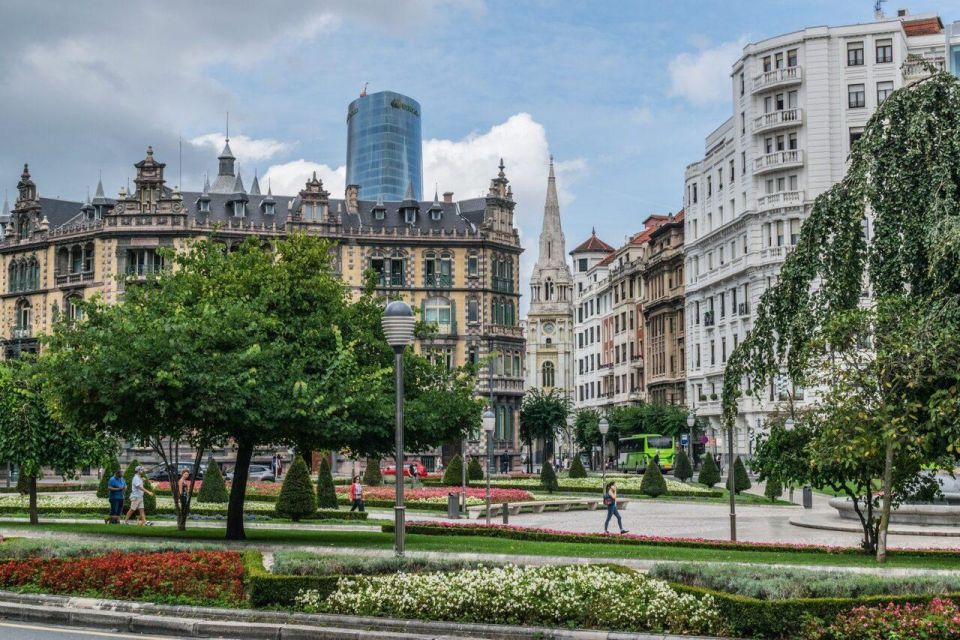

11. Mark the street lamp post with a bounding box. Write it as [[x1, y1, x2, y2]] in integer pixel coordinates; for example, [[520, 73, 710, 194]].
[[727, 421, 737, 541], [381, 301, 415, 557], [566, 414, 575, 471], [686, 412, 696, 474], [482, 408, 495, 525], [598, 417, 609, 495]]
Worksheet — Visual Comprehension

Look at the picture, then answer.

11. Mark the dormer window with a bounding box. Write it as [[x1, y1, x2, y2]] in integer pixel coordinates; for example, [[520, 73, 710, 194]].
[[198, 199, 210, 214], [431, 209, 441, 221], [405, 210, 416, 224], [264, 202, 275, 216], [233, 201, 245, 218], [374, 209, 385, 221]]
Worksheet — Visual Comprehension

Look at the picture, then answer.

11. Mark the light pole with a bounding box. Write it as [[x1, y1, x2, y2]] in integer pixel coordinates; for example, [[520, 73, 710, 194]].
[[482, 408, 495, 524], [566, 414, 575, 471], [598, 417, 609, 495], [686, 411, 696, 474], [382, 300, 415, 557], [727, 420, 737, 541]]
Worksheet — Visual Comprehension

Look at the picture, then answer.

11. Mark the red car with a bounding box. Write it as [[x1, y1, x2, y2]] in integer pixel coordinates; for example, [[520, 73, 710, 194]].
[[382, 462, 429, 479]]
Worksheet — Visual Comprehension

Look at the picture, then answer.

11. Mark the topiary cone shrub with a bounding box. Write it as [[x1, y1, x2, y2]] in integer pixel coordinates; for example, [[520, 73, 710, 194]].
[[275, 455, 316, 522], [732, 456, 752, 495], [698, 454, 720, 488], [640, 459, 668, 497], [765, 477, 783, 502], [316, 456, 338, 509], [467, 456, 484, 481], [362, 457, 382, 486], [540, 460, 559, 494], [97, 457, 121, 499], [442, 454, 465, 486], [673, 449, 693, 483], [568, 455, 588, 479], [198, 461, 228, 503]]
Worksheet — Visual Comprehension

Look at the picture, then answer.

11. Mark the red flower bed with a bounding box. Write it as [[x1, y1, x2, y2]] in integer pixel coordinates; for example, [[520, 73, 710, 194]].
[[807, 598, 960, 639], [0, 551, 245, 605], [335, 486, 533, 502], [154, 481, 281, 497]]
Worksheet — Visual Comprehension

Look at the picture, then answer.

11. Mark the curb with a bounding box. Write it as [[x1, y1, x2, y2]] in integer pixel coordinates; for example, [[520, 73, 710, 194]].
[[0, 591, 737, 640]]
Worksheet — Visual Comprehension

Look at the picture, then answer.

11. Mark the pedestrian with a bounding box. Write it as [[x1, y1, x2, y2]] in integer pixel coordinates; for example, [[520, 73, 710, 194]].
[[603, 480, 628, 535], [409, 462, 419, 487], [123, 466, 155, 526], [177, 468, 191, 515], [276, 454, 284, 477], [271, 454, 278, 476], [349, 475, 365, 512], [105, 469, 126, 524]]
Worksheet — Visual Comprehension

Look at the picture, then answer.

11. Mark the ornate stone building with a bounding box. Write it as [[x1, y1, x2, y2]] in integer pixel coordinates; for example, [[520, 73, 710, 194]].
[[524, 159, 575, 465], [0, 143, 526, 473], [643, 211, 686, 405]]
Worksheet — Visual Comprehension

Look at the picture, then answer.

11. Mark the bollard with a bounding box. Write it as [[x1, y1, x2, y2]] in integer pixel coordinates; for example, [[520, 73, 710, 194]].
[[502, 502, 509, 525], [802, 486, 813, 509], [448, 492, 460, 519]]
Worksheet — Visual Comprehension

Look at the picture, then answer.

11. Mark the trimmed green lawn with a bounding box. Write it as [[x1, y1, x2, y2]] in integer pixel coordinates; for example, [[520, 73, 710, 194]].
[[3, 521, 958, 570]]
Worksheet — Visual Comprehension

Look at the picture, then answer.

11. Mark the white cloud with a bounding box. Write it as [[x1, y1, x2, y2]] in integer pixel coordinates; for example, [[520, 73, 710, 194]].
[[668, 38, 747, 106], [262, 160, 346, 198], [190, 134, 292, 163]]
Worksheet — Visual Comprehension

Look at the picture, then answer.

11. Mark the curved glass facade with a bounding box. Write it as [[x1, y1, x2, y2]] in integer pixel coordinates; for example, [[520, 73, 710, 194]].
[[346, 91, 423, 202]]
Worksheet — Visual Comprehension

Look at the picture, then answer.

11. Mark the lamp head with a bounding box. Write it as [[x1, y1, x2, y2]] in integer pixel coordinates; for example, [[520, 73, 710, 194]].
[[382, 300, 415, 348], [686, 413, 695, 428], [482, 408, 495, 434], [598, 417, 609, 436], [784, 417, 795, 430]]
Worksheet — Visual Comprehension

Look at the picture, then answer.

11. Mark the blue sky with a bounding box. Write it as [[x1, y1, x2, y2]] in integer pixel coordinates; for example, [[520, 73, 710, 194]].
[[0, 0, 954, 309]]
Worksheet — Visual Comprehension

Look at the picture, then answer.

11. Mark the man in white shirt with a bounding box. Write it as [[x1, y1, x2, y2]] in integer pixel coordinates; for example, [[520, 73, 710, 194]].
[[123, 466, 155, 526]]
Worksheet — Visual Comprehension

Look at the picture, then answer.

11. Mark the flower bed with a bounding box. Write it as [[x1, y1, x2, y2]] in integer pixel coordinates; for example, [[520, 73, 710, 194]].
[[0, 550, 245, 606], [154, 481, 281, 500], [483, 476, 720, 497], [803, 598, 960, 639], [297, 565, 725, 636], [335, 485, 532, 505]]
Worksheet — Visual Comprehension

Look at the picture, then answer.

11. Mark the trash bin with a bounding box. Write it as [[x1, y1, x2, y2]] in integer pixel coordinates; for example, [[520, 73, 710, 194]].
[[802, 486, 813, 509], [448, 493, 460, 519]]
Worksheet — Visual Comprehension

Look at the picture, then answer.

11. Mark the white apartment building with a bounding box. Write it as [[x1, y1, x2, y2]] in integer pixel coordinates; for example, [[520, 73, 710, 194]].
[[571, 232, 615, 413], [683, 10, 956, 464]]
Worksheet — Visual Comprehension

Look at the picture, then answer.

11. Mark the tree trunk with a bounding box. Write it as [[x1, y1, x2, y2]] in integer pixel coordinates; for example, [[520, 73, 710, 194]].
[[28, 474, 38, 525], [225, 439, 254, 540], [177, 446, 207, 532], [876, 439, 895, 563]]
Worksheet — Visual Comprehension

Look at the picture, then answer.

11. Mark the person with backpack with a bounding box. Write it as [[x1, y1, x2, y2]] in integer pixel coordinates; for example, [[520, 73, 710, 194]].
[[603, 480, 628, 535], [349, 475, 365, 512]]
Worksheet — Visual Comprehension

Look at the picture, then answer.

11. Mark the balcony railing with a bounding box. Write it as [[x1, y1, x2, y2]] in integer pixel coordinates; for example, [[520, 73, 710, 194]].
[[375, 272, 405, 287], [423, 273, 452, 288], [11, 328, 31, 339], [54, 270, 95, 286], [754, 150, 804, 175], [753, 108, 802, 134], [752, 65, 802, 93], [902, 55, 945, 80], [492, 277, 514, 293], [487, 324, 523, 338], [757, 190, 804, 211], [703, 311, 715, 327]]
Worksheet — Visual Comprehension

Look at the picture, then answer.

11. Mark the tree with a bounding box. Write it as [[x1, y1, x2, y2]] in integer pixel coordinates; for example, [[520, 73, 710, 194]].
[[0, 357, 113, 525], [520, 389, 570, 473], [764, 477, 783, 502], [732, 457, 751, 495], [573, 409, 600, 469], [442, 454, 465, 486], [673, 449, 693, 482], [467, 456, 484, 481], [640, 460, 667, 497], [540, 460, 558, 493], [698, 454, 720, 488], [197, 461, 228, 504], [275, 455, 316, 521], [722, 71, 960, 561], [362, 458, 383, 486], [122, 459, 156, 515], [610, 403, 689, 439], [568, 456, 587, 479], [317, 456, 338, 509], [97, 456, 121, 499]]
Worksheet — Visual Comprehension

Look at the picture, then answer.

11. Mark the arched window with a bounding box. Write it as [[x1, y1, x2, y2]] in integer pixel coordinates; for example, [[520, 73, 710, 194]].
[[505, 300, 515, 326], [423, 251, 452, 287], [545, 278, 554, 301], [70, 245, 83, 274], [14, 299, 32, 337], [66, 294, 84, 322], [17, 215, 30, 240], [28, 258, 39, 290], [422, 297, 453, 334], [542, 361, 555, 388]]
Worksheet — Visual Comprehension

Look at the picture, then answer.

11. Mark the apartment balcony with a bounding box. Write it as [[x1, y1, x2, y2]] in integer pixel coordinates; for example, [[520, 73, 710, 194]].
[[423, 273, 452, 288], [759, 245, 795, 262], [11, 328, 32, 339], [757, 190, 804, 212], [753, 108, 802, 134], [753, 150, 804, 175], [376, 272, 405, 287], [487, 324, 524, 339], [751, 66, 802, 94], [492, 277, 514, 293], [54, 270, 95, 286], [902, 55, 945, 80]]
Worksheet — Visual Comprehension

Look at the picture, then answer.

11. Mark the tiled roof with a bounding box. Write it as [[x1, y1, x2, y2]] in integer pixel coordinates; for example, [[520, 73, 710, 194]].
[[903, 16, 943, 36], [570, 229, 615, 254], [596, 252, 616, 267]]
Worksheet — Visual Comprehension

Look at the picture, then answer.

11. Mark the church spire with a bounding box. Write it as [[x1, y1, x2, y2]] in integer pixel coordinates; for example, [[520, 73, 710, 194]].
[[538, 155, 566, 266]]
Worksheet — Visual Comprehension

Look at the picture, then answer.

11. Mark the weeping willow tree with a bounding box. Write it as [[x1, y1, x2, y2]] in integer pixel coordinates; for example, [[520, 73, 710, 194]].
[[723, 68, 960, 561]]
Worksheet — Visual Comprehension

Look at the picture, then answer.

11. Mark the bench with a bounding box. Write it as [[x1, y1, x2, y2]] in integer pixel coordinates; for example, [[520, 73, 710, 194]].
[[466, 498, 630, 519]]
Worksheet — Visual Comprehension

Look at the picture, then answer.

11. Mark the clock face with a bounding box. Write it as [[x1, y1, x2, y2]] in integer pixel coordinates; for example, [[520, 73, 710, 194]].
[[542, 322, 555, 335]]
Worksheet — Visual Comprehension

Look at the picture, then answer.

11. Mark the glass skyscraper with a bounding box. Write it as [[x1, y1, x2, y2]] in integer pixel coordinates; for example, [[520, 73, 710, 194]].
[[346, 90, 423, 202]]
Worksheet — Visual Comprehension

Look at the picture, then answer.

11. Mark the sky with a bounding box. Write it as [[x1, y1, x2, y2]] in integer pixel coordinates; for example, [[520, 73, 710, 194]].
[[1, 0, 955, 314]]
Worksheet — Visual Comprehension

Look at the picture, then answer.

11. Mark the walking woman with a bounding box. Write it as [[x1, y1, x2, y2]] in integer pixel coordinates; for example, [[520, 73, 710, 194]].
[[177, 469, 191, 515], [349, 475, 365, 512], [603, 481, 628, 535]]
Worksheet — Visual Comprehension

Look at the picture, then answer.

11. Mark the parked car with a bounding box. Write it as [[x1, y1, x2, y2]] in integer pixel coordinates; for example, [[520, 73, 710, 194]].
[[382, 461, 429, 479], [147, 463, 205, 482], [225, 464, 276, 482]]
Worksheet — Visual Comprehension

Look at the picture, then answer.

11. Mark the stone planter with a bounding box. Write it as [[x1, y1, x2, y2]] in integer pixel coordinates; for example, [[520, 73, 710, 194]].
[[829, 497, 960, 526]]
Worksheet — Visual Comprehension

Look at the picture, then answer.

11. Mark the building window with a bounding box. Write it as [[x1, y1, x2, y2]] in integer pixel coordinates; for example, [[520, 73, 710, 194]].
[[542, 361, 555, 388], [126, 249, 165, 276], [876, 38, 893, 64], [739, 72, 744, 96], [198, 199, 210, 213], [848, 84, 865, 109], [577, 258, 588, 272], [467, 299, 478, 323], [405, 210, 416, 224], [423, 251, 452, 287], [850, 127, 864, 150], [233, 201, 246, 218], [374, 208, 385, 221], [467, 255, 478, 277], [787, 48, 798, 67], [877, 81, 894, 105], [66, 295, 84, 322], [847, 41, 864, 66], [264, 202, 275, 216], [422, 297, 453, 334]]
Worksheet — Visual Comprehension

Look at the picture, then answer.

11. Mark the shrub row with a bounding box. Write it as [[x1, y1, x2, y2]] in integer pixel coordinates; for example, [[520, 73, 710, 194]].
[[0, 482, 98, 494], [242, 550, 340, 608], [0, 504, 367, 520], [422, 479, 723, 499]]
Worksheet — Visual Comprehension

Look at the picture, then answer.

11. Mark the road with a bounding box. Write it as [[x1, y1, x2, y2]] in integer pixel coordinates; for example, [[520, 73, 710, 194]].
[[0, 622, 230, 640]]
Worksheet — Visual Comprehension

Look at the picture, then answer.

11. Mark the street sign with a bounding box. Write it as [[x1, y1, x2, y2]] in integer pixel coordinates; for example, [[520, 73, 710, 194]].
[[680, 434, 689, 446]]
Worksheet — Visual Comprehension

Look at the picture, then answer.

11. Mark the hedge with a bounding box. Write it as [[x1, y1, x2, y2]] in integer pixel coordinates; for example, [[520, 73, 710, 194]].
[[154, 491, 470, 512], [243, 550, 340, 607], [448, 482, 724, 499], [0, 504, 367, 520], [0, 483, 97, 494]]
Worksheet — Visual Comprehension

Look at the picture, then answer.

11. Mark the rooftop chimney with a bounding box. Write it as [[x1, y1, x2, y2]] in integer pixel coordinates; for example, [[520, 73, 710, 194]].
[[442, 191, 454, 204]]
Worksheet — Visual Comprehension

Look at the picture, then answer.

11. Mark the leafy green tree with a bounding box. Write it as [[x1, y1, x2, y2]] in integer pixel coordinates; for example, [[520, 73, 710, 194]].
[[317, 456, 338, 509], [732, 457, 751, 495], [698, 454, 721, 488], [15, 471, 29, 496], [722, 71, 960, 561], [442, 454, 465, 486], [197, 461, 228, 504], [467, 456, 484, 481], [540, 460, 559, 493], [673, 449, 693, 482], [97, 457, 121, 499], [640, 460, 667, 497], [362, 458, 382, 486], [275, 455, 316, 521], [568, 456, 587, 479], [520, 389, 570, 473], [122, 459, 156, 515], [573, 409, 600, 469], [610, 403, 689, 439], [764, 477, 783, 502], [0, 357, 113, 524]]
